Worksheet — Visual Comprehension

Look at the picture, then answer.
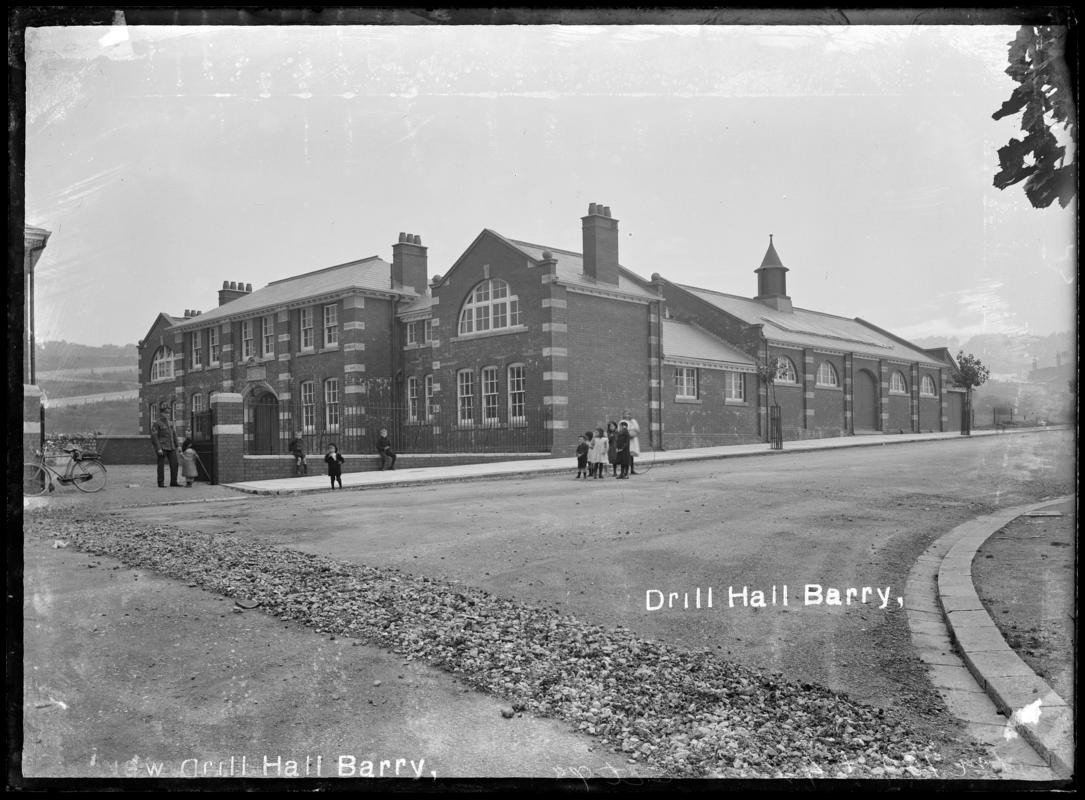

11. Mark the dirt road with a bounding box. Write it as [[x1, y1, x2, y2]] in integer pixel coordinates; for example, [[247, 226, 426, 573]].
[[20, 430, 1074, 780], [110, 435, 1073, 731]]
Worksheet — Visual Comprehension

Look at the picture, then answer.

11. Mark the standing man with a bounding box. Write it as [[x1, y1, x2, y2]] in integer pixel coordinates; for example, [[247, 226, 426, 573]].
[[150, 403, 180, 487], [622, 409, 641, 475]]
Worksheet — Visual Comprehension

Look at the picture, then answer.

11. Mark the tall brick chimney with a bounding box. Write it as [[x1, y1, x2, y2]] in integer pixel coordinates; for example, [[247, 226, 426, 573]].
[[392, 233, 428, 294], [754, 235, 792, 312], [582, 203, 619, 285], [218, 280, 251, 306]]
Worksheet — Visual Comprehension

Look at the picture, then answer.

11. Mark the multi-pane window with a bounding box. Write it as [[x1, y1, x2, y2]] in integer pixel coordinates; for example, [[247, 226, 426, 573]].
[[675, 367, 698, 399], [262, 316, 275, 357], [457, 370, 475, 424], [424, 374, 435, 421], [482, 366, 500, 424], [458, 279, 521, 335], [208, 327, 220, 364], [300, 381, 316, 433], [920, 375, 938, 397], [241, 320, 254, 360], [724, 371, 745, 402], [508, 364, 526, 423], [890, 371, 908, 394], [406, 322, 417, 346], [407, 376, 419, 422], [423, 319, 432, 343], [323, 304, 339, 347], [300, 308, 314, 350], [191, 392, 204, 413], [191, 331, 202, 369], [324, 378, 340, 431], [775, 357, 798, 384], [150, 347, 174, 381], [816, 362, 839, 387]]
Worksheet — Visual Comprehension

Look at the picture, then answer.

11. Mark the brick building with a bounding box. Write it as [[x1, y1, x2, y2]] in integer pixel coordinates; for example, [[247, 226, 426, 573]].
[[23, 225, 51, 455], [139, 205, 958, 482]]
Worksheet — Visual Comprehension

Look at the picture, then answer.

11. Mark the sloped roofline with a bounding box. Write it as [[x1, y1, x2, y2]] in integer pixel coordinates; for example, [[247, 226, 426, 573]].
[[265, 255, 386, 286]]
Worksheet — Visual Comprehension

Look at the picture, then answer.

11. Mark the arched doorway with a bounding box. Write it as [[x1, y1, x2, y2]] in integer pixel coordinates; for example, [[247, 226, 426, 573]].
[[854, 369, 879, 432], [248, 387, 280, 454]]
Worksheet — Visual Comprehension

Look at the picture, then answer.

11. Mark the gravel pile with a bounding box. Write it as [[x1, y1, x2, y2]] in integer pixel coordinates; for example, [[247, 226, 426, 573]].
[[26, 509, 981, 778]]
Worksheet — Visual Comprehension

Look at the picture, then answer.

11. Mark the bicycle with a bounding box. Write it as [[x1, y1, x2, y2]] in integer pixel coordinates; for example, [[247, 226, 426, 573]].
[[23, 447, 108, 496]]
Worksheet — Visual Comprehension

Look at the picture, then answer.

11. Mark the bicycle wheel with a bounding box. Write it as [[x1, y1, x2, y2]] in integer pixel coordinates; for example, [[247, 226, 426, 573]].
[[23, 464, 50, 496], [72, 459, 108, 493]]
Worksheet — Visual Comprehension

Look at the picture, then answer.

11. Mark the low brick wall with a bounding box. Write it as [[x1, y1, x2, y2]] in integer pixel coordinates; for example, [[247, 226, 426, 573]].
[[94, 435, 158, 465], [241, 452, 554, 482]]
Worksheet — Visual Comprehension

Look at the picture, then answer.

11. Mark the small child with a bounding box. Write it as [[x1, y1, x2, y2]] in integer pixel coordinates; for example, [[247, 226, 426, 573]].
[[587, 426, 602, 479], [180, 438, 199, 487], [289, 431, 308, 475], [591, 427, 608, 478], [575, 434, 589, 479], [375, 428, 397, 471], [325, 443, 345, 489]]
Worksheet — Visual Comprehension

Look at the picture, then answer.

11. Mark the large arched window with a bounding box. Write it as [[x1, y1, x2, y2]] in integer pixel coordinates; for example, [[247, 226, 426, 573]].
[[775, 357, 798, 384], [890, 371, 908, 394], [816, 361, 839, 388], [920, 375, 938, 397], [150, 347, 174, 382], [458, 279, 521, 335]]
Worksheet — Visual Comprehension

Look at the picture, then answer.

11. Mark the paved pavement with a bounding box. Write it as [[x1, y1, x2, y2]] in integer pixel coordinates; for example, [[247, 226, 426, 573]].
[[932, 498, 1074, 779], [224, 427, 1055, 495]]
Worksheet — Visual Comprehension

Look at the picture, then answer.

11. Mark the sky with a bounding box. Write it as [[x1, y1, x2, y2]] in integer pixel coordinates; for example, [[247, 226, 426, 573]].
[[21, 20, 1077, 348]]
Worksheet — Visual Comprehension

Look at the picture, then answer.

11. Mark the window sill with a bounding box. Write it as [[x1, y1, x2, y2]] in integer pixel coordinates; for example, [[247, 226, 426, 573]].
[[674, 397, 701, 404], [724, 399, 748, 406], [815, 385, 842, 391], [450, 325, 528, 343]]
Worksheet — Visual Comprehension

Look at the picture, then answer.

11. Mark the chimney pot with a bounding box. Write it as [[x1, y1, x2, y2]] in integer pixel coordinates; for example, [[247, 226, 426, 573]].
[[603, 206, 611, 217], [588, 202, 598, 215], [245, 283, 252, 292], [399, 232, 407, 243], [222, 280, 230, 289]]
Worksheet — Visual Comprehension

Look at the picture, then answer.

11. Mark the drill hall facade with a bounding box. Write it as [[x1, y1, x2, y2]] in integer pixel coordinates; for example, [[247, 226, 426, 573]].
[[138, 204, 961, 482]]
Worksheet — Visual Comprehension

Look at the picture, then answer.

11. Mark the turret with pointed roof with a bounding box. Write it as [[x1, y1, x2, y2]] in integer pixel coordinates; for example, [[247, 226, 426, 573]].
[[754, 234, 792, 313]]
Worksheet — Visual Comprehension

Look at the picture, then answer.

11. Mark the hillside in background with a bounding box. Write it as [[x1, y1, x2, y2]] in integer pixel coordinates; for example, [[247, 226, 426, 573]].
[[912, 331, 1074, 378], [36, 340, 138, 371]]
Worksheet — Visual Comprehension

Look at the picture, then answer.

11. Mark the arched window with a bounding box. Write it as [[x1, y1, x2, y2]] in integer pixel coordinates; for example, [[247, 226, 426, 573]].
[[458, 279, 521, 335], [890, 371, 908, 394], [775, 357, 798, 384], [920, 375, 938, 397], [816, 361, 838, 387], [150, 346, 174, 382], [191, 393, 204, 413]]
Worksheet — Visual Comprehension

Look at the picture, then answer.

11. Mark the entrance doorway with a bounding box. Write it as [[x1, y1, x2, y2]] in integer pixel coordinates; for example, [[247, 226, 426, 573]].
[[854, 369, 879, 432]]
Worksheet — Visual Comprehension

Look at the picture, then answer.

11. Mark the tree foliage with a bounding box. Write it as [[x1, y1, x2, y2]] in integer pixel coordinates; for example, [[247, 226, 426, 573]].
[[992, 25, 1077, 209], [951, 352, 991, 392]]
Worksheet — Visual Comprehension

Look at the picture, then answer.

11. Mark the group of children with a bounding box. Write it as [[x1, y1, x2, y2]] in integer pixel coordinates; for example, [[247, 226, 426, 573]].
[[289, 428, 398, 490], [575, 414, 640, 480]]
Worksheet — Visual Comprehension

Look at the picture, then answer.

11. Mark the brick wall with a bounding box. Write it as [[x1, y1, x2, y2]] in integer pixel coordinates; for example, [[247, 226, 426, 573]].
[[564, 291, 652, 439], [809, 352, 846, 437], [662, 367, 759, 448]]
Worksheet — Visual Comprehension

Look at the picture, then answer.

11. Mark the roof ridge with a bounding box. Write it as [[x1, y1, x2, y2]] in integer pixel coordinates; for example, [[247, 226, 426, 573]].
[[266, 256, 386, 287]]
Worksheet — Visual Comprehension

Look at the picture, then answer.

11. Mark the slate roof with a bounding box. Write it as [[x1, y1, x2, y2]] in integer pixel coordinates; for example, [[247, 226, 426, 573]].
[[662, 319, 756, 370], [496, 233, 659, 300], [171, 256, 402, 328], [676, 284, 944, 366]]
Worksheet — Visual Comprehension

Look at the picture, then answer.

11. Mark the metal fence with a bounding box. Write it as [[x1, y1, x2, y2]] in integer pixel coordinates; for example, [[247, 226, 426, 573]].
[[291, 403, 553, 455]]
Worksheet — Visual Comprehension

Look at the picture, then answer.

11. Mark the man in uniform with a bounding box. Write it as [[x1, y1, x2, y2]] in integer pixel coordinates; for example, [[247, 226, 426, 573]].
[[150, 403, 180, 487]]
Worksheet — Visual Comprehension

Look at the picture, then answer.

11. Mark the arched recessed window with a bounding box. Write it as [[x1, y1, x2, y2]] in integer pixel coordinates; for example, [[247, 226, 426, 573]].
[[775, 357, 798, 384], [890, 371, 908, 394], [920, 375, 938, 397], [816, 361, 838, 387], [150, 346, 174, 382], [458, 279, 521, 335]]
